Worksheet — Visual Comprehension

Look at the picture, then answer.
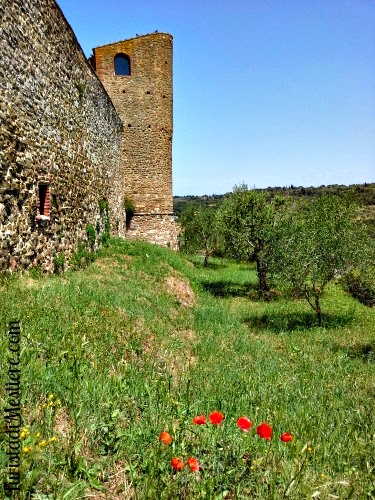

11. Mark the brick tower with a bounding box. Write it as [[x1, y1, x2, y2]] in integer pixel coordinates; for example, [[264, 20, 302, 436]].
[[92, 33, 177, 249]]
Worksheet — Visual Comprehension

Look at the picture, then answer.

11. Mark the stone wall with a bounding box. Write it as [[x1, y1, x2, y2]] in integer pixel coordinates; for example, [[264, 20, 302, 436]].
[[0, 0, 124, 272], [129, 213, 178, 249], [93, 34, 178, 249]]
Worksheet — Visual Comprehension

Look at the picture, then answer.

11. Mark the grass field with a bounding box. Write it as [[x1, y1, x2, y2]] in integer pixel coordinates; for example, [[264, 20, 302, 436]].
[[1, 239, 374, 498]]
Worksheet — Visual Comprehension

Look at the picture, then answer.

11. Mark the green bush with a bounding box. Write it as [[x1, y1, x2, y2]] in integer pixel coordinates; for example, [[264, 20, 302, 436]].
[[70, 242, 95, 270], [53, 252, 65, 274], [342, 268, 375, 307], [86, 224, 96, 250], [98, 199, 109, 215], [101, 231, 110, 246]]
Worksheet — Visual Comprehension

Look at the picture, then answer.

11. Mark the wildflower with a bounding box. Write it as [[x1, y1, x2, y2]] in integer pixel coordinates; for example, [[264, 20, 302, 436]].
[[102, 310, 106, 314], [209, 411, 224, 425], [256, 423, 272, 441], [187, 457, 199, 472], [49, 436, 57, 442], [23, 447, 32, 453], [20, 431, 28, 439], [237, 416, 252, 432], [171, 457, 184, 471], [307, 446, 312, 452], [42, 403, 47, 409], [36, 432, 41, 438], [56, 399, 62, 405], [159, 431, 172, 445], [193, 415, 206, 425], [38, 440, 47, 447], [280, 432, 292, 442], [48, 394, 54, 400], [49, 401, 54, 407]]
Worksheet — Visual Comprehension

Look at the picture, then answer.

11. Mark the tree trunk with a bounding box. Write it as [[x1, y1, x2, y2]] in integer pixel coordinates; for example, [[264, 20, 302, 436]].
[[256, 256, 269, 292], [204, 248, 209, 267], [306, 286, 323, 326], [315, 295, 322, 326]]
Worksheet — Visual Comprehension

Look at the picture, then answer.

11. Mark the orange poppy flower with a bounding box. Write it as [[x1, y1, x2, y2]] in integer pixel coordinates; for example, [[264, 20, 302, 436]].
[[187, 457, 199, 472], [237, 416, 252, 432], [171, 457, 184, 470], [159, 431, 172, 445], [193, 415, 206, 425], [209, 411, 224, 425]]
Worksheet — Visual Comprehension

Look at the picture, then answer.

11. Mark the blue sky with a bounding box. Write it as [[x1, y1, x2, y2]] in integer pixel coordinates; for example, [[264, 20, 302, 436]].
[[57, 0, 374, 195]]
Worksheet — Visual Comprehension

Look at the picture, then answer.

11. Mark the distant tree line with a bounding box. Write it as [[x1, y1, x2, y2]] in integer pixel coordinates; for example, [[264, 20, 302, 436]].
[[174, 182, 375, 214], [174, 182, 375, 237], [178, 185, 375, 326]]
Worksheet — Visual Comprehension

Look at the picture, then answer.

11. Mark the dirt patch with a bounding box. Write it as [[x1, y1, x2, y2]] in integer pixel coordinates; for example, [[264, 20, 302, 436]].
[[55, 406, 73, 438], [95, 258, 119, 269], [165, 275, 195, 307], [95, 256, 133, 271], [86, 461, 133, 499], [176, 329, 195, 342], [23, 278, 39, 288]]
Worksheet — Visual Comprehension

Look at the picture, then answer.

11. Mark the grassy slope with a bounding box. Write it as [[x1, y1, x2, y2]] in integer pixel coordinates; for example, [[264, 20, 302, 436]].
[[0, 239, 374, 499]]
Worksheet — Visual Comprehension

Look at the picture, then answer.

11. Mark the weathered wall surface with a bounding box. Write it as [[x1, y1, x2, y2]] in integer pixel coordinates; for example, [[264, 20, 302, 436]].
[[93, 34, 178, 249], [128, 214, 177, 248], [0, 0, 124, 272]]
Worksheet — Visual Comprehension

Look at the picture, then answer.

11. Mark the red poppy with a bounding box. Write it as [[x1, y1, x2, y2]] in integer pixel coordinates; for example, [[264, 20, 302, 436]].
[[193, 415, 206, 425], [159, 431, 172, 445], [187, 457, 199, 472], [171, 457, 184, 471], [237, 416, 252, 432], [209, 411, 224, 425], [280, 432, 292, 442], [256, 422, 272, 441]]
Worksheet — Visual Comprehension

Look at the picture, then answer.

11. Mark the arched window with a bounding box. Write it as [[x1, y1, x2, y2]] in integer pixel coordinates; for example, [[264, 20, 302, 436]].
[[114, 53, 130, 76]]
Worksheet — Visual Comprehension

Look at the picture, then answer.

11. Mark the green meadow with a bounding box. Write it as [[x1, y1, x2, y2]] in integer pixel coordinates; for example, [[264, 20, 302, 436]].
[[0, 239, 374, 498]]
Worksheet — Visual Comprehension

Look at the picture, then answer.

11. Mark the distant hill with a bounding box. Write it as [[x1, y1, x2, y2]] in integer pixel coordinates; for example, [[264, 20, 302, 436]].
[[173, 182, 375, 236]]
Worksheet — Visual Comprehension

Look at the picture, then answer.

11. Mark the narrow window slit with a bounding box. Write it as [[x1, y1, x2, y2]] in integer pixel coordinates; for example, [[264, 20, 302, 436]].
[[36, 183, 50, 221]]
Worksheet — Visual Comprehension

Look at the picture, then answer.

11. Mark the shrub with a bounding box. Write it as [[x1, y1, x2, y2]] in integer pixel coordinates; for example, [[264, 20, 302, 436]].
[[101, 231, 110, 246], [98, 198, 111, 241], [342, 268, 375, 307], [86, 224, 96, 250], [98, 199, 109, 215], [69, 242, 95, 270], [53, 252, 65, 274]]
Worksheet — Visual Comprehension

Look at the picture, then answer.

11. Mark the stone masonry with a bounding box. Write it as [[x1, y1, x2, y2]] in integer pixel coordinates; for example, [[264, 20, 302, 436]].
[[93, 35, 178, 249], [0, 0, 177, 272]]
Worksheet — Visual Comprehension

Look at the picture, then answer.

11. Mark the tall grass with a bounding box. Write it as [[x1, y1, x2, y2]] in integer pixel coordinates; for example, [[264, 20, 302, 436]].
[[0, 239, 374, 498]]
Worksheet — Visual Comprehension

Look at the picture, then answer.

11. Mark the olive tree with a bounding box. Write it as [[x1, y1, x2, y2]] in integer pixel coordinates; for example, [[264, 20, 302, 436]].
[[179, 205, 218, 267], [217, 185, 276, 291], [269, 195, 371, 325]]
